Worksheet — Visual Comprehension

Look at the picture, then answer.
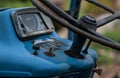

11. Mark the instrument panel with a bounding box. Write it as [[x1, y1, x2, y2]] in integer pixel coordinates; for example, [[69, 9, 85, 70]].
[[0, 7, 98, 77], [11, 8, 54, 40]]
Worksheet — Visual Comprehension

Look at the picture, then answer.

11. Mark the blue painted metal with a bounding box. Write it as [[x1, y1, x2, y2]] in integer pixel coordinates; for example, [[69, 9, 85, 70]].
[[70, 0, 81, 19], [0, 8, 98, 77], [68, 0, 82, 40]]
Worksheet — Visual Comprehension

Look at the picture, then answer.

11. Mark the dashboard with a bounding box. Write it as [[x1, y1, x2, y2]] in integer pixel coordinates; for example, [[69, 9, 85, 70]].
[[11, 8, 54, 40], [0, 7, 98, 77]]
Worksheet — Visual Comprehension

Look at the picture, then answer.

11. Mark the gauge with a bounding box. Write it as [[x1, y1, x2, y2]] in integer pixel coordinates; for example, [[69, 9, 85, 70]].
[[19, 14, 47, 33], [20, 14, 38, 31], [11, 8, 54, 40]]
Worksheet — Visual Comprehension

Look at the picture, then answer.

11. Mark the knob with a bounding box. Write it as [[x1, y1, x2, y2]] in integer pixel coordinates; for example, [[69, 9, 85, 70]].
[[33, 45, 40, 50], [32, 45, 40, 56], [44, 48, 55, 57]]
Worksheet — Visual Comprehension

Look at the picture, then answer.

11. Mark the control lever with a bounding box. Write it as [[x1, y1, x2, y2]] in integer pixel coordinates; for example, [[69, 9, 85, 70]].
[[44, 48, 55, 57]]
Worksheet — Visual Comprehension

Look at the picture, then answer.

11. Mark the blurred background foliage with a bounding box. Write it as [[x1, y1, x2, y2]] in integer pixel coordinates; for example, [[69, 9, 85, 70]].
[[0, 0, 119, 77], [0, 0, 31, 7]]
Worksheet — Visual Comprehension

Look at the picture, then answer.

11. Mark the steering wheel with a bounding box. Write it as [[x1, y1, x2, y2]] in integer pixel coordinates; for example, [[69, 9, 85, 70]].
[[30, 0, 120, 50]]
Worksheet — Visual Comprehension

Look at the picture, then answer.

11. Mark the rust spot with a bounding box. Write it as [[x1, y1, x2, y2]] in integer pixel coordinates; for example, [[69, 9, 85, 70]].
[[44, 51, 55, 57]]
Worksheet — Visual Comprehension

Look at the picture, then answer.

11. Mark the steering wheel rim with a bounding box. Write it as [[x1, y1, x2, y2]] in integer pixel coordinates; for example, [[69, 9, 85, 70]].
[[30, 0, 120, 50]]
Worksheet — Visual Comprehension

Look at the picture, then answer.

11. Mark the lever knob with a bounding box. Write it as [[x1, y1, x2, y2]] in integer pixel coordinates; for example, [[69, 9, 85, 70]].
[[33, 45, 40, 50], [44, 48, 55, 57]]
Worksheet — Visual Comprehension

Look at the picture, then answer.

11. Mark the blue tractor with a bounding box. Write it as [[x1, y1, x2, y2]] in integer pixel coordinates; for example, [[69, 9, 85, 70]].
[[0, 0, 120, 77]]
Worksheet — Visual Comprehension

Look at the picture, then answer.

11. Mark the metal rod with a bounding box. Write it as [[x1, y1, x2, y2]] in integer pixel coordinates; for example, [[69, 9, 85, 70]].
[[97, 12, 120, 27], [68, 0, 82, 40], [86, 0, 116, 14], [70, 0, 81, 19], [83, 40, 92, 53]]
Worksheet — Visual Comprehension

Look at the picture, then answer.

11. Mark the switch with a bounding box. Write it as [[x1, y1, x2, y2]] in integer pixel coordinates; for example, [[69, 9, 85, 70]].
[[44, 48, 55, 57]]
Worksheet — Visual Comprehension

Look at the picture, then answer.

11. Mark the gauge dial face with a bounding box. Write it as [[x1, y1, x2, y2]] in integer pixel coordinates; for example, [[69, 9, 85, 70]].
[[20, 14, 38, 30], [19, 14, 48, 33]]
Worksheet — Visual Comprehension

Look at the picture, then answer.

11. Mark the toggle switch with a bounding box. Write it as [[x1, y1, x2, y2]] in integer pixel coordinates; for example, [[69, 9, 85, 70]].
[[44, 48, 55, 57]]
